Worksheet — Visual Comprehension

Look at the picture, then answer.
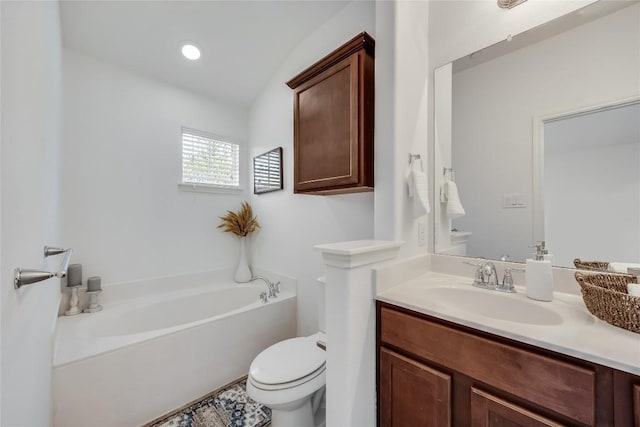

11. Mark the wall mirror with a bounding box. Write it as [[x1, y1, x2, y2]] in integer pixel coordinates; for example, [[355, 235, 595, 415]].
[[433, 0, 640, 269], [254, 147, 284, 194]]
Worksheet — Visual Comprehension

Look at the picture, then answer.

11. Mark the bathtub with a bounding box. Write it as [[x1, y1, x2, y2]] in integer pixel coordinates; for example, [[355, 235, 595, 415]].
[[52, 270, 297, 427]]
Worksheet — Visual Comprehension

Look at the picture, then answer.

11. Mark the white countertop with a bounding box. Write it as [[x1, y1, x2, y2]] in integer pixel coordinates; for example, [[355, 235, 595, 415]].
[[377, 271, 640, 375]]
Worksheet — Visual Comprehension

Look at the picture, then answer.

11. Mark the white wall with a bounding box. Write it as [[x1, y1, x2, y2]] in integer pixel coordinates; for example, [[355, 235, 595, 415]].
[[249, 1, 375, 336], [61, 51, 249, 285], [390, 1, 431, 258], [449, 4, 639, 261], [0, 3, 3, 422], [1, 2, 63, 425]]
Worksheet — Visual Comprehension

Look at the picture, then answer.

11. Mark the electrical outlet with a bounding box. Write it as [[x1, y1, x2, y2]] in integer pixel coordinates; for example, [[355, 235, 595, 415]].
[[418, 221, 426, 247]]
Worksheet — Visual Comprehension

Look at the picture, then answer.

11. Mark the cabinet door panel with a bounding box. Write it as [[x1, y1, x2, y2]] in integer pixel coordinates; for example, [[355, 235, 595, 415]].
[[294, 54, 358, 190], [634, 384, 640, 426], [471, 388, 566, 427], [379, 347, 451, 427], [288, 32, 374, 195]]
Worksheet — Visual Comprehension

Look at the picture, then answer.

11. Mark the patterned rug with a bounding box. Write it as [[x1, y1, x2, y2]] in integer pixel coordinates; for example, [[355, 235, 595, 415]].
[[144, 376, 271, 427]]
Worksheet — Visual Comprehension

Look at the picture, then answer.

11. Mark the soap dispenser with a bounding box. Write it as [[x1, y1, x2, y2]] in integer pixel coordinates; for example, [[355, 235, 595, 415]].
[[526, 241, 554, 301]]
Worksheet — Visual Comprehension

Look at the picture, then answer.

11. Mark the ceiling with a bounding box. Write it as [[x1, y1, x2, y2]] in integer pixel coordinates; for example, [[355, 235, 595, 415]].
[[60, 1, 351, 108]]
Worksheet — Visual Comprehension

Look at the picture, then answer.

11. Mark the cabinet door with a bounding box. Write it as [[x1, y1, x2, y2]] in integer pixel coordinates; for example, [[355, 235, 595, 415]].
[[634, 384, 640, 427], [471, 388, 566, 427], [613, 369, 640, 426], [379, 347, 451, 427], [293, 53, 360, 193]]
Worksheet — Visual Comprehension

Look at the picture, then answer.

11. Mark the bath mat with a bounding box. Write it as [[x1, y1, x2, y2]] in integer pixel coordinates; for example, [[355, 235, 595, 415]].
[[144, 376, 270, 427]]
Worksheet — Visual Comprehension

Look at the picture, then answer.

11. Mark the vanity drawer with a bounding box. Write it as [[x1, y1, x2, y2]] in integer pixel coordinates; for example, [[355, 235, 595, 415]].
[[380, 306, 596, 425]]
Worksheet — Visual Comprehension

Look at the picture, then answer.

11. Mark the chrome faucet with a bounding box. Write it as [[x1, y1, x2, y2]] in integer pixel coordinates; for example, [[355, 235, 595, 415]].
[[250, 275, 280, 300], [498, 267, 516, 293], [481, 261, 498, 287], [464, 260, 517, 293]]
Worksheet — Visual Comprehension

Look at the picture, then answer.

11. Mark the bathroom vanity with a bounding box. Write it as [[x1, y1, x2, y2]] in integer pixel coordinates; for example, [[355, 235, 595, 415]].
[[376, 271, 640, 427]]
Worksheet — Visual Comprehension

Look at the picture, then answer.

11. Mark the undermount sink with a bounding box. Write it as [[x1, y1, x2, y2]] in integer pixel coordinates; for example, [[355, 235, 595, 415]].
[[423, 287, 564, 325]]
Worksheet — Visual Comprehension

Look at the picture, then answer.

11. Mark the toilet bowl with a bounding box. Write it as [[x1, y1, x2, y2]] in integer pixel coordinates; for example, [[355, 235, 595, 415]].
[[247, 332, 327, 427]]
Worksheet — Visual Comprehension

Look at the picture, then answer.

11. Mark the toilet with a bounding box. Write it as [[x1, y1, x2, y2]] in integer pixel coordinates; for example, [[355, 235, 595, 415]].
[[246, 278, 327, 427]]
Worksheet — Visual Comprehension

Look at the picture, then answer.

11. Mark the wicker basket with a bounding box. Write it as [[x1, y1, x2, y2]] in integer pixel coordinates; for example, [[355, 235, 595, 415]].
[[575, 272, 640, 333], [573, 258, 610, 271]]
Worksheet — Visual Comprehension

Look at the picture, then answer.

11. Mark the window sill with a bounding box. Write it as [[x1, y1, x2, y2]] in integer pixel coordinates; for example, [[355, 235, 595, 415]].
[[177, 183, 244, 195]]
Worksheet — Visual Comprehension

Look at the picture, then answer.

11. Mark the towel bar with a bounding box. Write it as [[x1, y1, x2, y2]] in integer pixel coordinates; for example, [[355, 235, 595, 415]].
[[14, 246, 73, 289]]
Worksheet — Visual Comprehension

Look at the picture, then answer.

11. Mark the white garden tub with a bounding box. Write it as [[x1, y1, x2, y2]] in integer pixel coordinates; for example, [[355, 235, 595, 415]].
[[52, 270, 296, 427]]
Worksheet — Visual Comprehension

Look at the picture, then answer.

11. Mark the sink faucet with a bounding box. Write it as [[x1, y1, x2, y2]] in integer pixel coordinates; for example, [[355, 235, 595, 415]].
[[250, 275, 280, 299], [465, 260, 521, 293], [498, 267, 516, 293], [481, 262, 498, 286]]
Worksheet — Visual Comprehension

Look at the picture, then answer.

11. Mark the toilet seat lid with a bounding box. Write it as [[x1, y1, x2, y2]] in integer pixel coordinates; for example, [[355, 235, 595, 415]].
[[250, 337, 326, 385]]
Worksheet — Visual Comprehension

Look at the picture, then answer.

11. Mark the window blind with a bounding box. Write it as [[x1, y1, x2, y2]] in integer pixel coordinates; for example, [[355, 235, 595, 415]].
[[182, 127, 240, 188]]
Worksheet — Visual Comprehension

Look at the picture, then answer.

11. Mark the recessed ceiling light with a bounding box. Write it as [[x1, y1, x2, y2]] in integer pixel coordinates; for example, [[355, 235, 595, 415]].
[[181, 43, 201, 60]]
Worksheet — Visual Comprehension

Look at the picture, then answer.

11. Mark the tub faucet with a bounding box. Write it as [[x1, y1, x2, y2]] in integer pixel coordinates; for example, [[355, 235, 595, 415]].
[[250, 275, 280, 298]]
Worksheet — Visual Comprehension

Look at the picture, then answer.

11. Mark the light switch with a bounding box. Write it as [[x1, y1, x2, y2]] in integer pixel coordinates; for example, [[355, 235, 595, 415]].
[[503, 193, 527, 209]]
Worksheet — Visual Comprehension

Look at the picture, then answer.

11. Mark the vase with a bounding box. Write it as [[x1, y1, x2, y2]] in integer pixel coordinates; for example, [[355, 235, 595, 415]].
[[234, 237, 252, 283]]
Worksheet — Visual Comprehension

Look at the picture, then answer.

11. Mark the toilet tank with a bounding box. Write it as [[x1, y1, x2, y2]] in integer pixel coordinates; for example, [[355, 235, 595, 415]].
[[316, 276, 326, 333]]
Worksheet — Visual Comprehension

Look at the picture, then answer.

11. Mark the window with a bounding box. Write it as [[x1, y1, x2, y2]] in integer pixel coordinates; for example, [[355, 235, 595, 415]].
[[181, 127, 240, 190]]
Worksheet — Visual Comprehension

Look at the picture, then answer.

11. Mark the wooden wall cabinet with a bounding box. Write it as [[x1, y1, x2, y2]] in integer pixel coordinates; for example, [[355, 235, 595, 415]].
[[286, 32, 374, 195], [377, 302, 640, 427]]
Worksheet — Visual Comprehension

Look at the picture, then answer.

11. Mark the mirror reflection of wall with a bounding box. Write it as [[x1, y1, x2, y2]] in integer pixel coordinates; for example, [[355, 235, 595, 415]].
[[544, 102, 640, 267], [434, 1, 640, 267]]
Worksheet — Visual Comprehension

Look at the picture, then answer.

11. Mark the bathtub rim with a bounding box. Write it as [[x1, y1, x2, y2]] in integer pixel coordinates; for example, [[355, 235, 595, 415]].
[[58, 267, 297, 316], [54, 269, 297, 367], [54, 287, 295, 368]]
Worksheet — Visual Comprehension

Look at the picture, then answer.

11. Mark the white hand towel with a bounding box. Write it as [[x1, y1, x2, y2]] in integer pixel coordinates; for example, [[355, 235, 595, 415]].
[[407, 159, 430, 217], [445, 179, 465, 219], [608, 262, 640, 274], [627, 282, 640, 297]]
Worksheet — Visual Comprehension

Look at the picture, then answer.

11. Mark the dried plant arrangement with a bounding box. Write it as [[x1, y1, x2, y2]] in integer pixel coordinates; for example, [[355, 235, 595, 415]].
[[217, 201, 260, 237]]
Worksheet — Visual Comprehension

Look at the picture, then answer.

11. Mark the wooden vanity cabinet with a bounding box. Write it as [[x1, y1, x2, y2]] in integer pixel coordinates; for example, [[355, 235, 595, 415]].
[[286, 32, 374, 195], [613, 370, 640, 426], [635, 384, 640, 426], [380, 347, 452, 426], [377, 302, 640, 427], [470, 387, 565, 427]]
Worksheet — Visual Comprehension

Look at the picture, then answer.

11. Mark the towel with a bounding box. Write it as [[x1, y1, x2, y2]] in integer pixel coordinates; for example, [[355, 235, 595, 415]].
[[444, 179, 465, 219], [608, 262, 640, 274], [627, 283, 640, 297], [407, 159, 430, 217]]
